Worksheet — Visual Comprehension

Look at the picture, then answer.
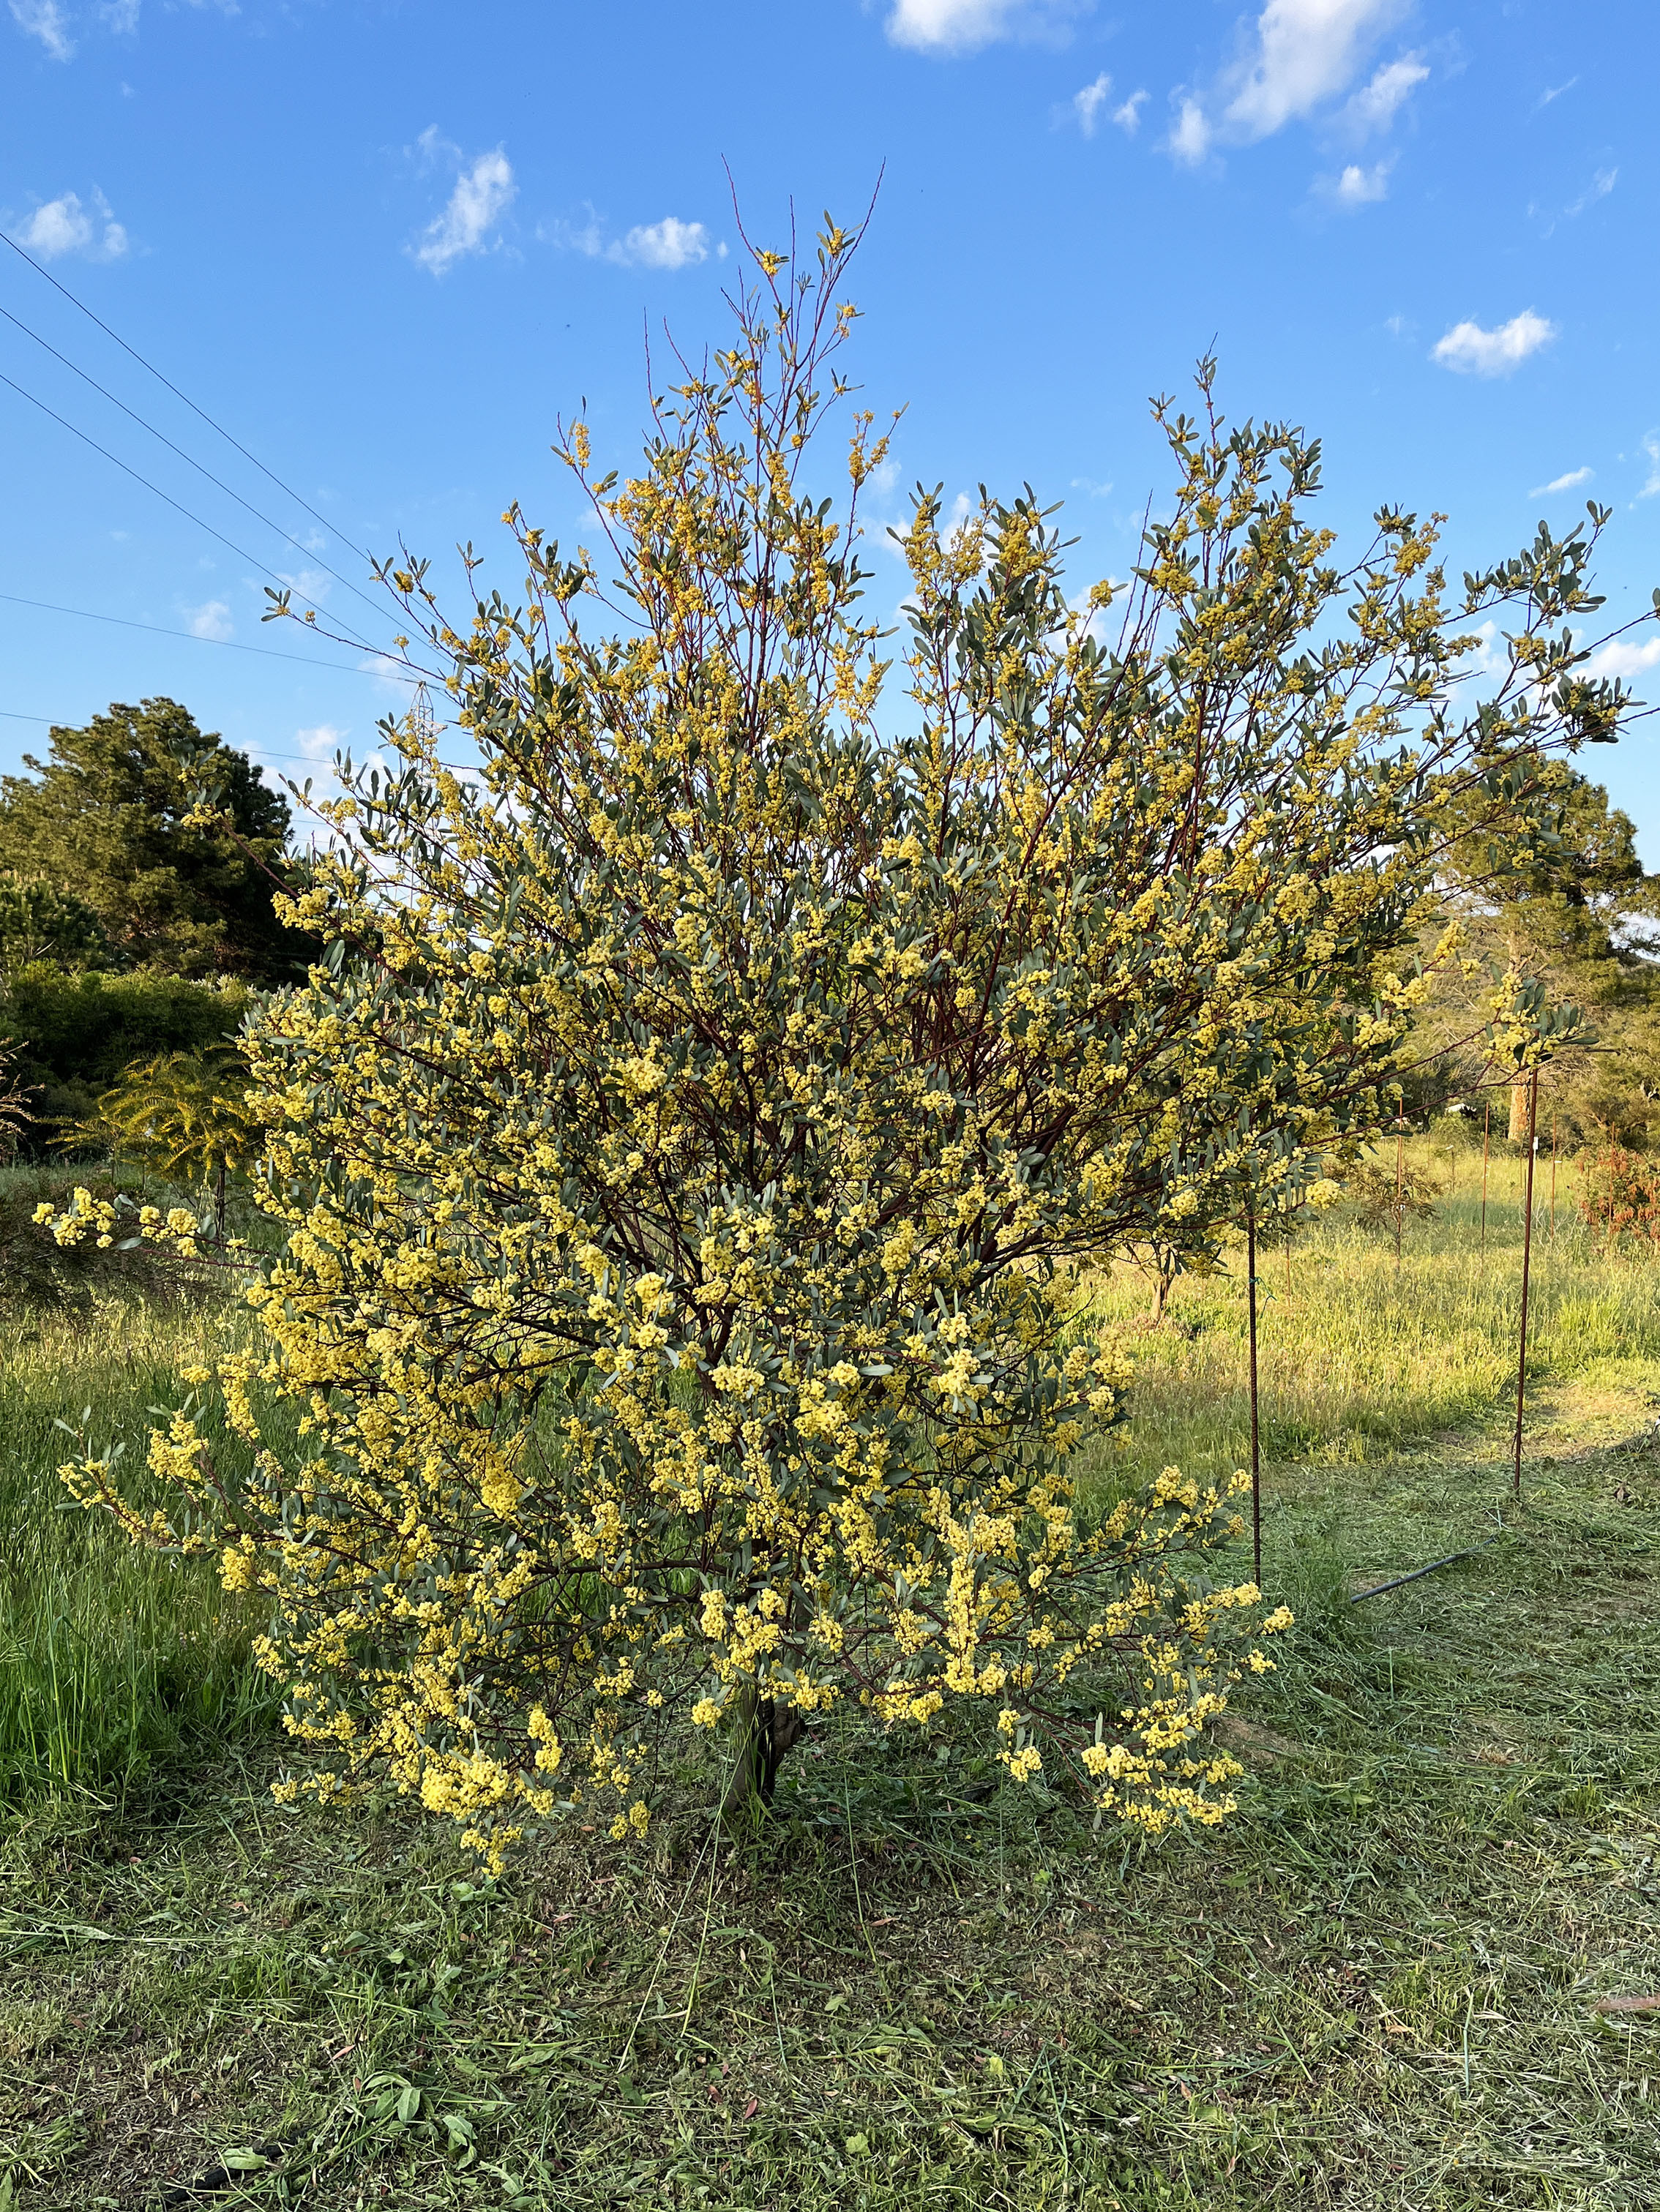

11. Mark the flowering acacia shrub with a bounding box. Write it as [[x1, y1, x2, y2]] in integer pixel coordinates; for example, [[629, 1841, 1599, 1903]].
[[49, 223, 1645, 1866]]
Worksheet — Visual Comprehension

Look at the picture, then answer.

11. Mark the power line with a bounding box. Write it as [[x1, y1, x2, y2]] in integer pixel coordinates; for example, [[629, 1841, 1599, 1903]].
[[0, 225, 375, 573], [0, 705, 464, 770], [0, 363, 379, 651], [0, 294, 402, 635], [0, 587, 419, 678]]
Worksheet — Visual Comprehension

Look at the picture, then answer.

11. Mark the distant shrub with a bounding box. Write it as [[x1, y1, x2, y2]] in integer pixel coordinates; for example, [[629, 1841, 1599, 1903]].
[[0, 965, 250, 1141], [0, 1166, 195, 1316], [1577, 1138, 1660, 1245]]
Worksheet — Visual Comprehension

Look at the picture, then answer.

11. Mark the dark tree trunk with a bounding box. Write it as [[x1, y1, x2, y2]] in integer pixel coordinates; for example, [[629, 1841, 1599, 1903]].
[[719, 1689, 807, 1826]]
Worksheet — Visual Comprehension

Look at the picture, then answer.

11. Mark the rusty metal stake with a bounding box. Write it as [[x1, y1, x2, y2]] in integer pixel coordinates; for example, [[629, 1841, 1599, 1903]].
[[1511, 1070, 1540, 1502], [1247, 1205, 1261, 1587], [1481, 1101, 1490, 1256]]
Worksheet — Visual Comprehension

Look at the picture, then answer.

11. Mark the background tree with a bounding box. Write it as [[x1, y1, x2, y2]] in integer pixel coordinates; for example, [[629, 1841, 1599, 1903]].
[[54, 225, 1648, 1865], [1416, 764, 1660, 1144], [0, 698, 314, 983], [0, 877, 115, 974]]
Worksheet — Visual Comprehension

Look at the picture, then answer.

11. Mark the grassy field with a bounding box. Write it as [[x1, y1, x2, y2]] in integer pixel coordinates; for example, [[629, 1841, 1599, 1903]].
[[1, 1150, 1658, 2210]]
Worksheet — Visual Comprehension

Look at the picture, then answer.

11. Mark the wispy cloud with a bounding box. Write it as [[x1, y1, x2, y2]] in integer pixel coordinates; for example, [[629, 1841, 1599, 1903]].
[[1168, 97, 1212, 164], [278, 566, 334, 611], [546, 209, 719, 270], [356, 655, 417, 699], [293, 722, 348, 761], [8, 189, 127, 259], [1535, 76, 1577, 108], [1431, 310, 1556, 378], [98, 0, 139, 29], [1566, 166, 1617, 217], [411, 134, 515, 276], [185, 599, 233, 642], [886, 0, 1083, 55], [1330, 158, 1391, 205], [1640, 433, 1660, 501], [1342, 52, 1427, 135], [1529, 466, 1592, 498], [1073, 72, 1110, 134], [9, 0, 74, 59], [1170, 0, 1422, 164], [1069, 75, 1148, 135]]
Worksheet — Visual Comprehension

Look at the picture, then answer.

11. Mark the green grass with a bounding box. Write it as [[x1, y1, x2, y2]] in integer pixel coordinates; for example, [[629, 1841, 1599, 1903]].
[[1, 1155, 1657, 2210]]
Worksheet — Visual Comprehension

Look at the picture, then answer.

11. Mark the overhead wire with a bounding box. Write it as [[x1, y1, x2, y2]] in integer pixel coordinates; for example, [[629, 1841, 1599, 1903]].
[[0, 588, 416, 678], [0, 232, 489, 775], [0, 705, 473, 775], [0, 294, 405, 636], [0, 225, 375, 571], [0, 363, 385, 650]]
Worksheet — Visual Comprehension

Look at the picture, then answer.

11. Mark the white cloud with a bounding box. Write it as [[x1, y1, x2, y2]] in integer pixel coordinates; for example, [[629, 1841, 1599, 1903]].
[[1582, 637, 1660, 683], [278, 566, 334, 610], [185, 599, 233, 642], [1431, 310, 1556, 378], [9, 0, 74, 59], [1222, 0, 1403, 141], [1566, 166, 1616, 217], [412, 144, 515, 276], [1536, 76, 1577, 108], [1168, 97, 1213, 164], [98, 0, 139, 28], [1173, 0, 1415, 162], [1639, 433, 1660, 501], [1332, 159, 1390, 204], [1112, 89, 1148, 131], [1342, 53, 1427, 136], [9, 190, 127, 260], [356, 653, 418, 697], [293, 723, 348, 760], [1529, 466, 1592, 498], [547, 210, 714, 271], [1070, 476, 1113, 498], [885, 0, 1079, 53], [612, 217, 709, 271], [1073, 72, 1110, 135]]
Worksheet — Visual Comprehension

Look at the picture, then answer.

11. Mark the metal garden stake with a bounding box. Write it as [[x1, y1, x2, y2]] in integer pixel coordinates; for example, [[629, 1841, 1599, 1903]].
[[1511, 1069, 1540, 1502]]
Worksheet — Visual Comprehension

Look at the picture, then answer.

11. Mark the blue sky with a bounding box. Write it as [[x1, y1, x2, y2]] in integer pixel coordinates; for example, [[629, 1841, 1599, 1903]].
[[4, 0, 1659, 850]]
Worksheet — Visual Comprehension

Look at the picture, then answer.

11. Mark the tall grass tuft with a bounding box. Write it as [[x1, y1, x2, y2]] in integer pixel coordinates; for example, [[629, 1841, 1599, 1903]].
[[1079, 1150, 1660, 1497], [0, 1297, 276, 1798]]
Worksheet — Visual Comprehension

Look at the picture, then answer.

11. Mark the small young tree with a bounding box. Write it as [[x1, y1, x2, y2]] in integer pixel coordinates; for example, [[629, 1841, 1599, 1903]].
[[79, 1046, 258, 1242], [52, 224, 1648, 1864]]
